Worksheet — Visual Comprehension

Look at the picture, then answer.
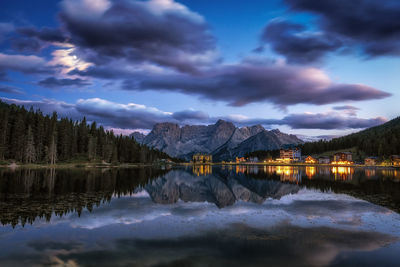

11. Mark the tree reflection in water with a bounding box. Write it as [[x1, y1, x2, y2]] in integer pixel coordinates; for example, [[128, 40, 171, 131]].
[[0, 165, 399, 226]]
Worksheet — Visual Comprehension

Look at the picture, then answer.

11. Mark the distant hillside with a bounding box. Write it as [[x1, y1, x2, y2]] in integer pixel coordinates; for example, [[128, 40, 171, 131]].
[[301, 117, 400, 158]]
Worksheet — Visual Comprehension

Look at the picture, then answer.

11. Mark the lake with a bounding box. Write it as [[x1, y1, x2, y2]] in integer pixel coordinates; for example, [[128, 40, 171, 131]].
[[0, 165, 399, 266]]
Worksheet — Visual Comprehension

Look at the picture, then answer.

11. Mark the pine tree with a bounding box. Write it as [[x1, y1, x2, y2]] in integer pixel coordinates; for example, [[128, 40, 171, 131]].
[[48, 134, 57, 165], [25, 126, 36, 163]]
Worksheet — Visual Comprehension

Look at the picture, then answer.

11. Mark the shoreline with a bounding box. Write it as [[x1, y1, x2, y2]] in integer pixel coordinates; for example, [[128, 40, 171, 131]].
[[1, 162, 399, 169], [181, 162, 400, 169]]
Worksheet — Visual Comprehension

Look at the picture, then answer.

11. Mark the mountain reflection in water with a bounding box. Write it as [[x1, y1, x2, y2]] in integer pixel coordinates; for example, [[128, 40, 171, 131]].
[[0, 165, 399, 226], [0, 166, 400, 267]]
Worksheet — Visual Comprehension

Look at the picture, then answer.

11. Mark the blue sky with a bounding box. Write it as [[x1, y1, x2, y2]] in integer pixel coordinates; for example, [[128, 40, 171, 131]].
[[0, 0, 398, 137]]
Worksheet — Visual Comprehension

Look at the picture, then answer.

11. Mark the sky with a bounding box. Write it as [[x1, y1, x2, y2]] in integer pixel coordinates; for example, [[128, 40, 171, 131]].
[[0, 0, 399, 138]]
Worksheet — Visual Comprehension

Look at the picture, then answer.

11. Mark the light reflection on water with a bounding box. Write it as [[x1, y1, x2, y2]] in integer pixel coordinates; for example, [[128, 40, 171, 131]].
[[0, 166, 399, 266]]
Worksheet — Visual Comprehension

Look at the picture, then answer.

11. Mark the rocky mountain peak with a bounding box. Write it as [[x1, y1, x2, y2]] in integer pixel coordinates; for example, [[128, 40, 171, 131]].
[[142, 120, 303, 160]]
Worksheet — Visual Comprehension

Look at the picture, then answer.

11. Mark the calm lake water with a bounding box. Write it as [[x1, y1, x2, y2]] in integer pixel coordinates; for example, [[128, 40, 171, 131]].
[[0, 165, 399, 266]]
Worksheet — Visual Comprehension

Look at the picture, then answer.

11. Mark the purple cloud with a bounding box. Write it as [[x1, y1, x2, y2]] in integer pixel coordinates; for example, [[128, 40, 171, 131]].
[[38, 77, 91, 88], [0, 85, 24, 95], [0, 53, 52, 74], [259, 20, 342, 63], [122, 62, 390, 107], [59, 0, 216, 73], [1, 97, 387, 131], [284, 0, 400, 57]]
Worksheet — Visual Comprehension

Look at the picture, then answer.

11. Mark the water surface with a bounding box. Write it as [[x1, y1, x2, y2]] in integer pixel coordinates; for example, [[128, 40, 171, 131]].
[[0, 166, 399, 266]]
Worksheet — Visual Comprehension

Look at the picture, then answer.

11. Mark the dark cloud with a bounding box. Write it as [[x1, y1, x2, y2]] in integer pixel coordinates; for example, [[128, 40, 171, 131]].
[[0, 23, 14, 42], [11, 37, 42, 53], [0, 71, 8, 81], [17, 26, 67, 43], [278, 113, 386, 130], [333, 105, 360, 111], [260, 20, 342, 63], [122, 62, 390, 107], [223, 111, 387, 130], [38, 77, 91, 88], [172, 110, 209, 121], [11, 26, 67, 53], [59, 0, 216, 73], [284, 0, 400, 57], [0, 85, 23, 95]]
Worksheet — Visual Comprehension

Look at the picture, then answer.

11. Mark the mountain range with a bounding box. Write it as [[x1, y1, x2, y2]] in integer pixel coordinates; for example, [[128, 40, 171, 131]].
[[144, 169, 300, 208], [131, 120, 303, 161]]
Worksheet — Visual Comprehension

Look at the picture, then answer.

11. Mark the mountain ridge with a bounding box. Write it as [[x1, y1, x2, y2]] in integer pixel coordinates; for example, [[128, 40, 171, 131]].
[[133, 120, 303, 161]]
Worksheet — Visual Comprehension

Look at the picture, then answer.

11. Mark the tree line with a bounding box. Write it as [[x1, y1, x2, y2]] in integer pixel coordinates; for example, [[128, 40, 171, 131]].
[[0, 101, 173, 164], [300, 116, 400, 158]]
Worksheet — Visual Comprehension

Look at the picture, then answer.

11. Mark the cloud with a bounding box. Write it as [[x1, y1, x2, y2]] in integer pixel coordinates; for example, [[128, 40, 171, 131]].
[[0, 71, 7, 81], [1, 97, 78, 118], [1, 97, 387, 131], [38, 77, 91, 88], [0, 23, 14, 42], [17, 26, 67, 43], [333, 105, 360, 111], [260, 20, 342, 63], [283, 0, 400, 57], [333, 105, 360, 116], [270, 112, 387, 130], [172, 109, 210, 121], [11, 37, 42, 53], [11, 26, 68, 53], [0, 53, 51, 74], [122, 61, 390, 107], [215, 111, 387, 130], [59, 0, 216, 73], [48, 45, 93, 76], [0, 85, 24, 95], [74, 98, 173, 129]]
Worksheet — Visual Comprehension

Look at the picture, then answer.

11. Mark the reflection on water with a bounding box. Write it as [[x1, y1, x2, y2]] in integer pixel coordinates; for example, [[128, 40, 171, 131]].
[[332, 166, 354, 180], [0, 168, 168, 227], [193, 164, 212, 176], [0, 165, 399, 226], [0, 166, 399, 266]]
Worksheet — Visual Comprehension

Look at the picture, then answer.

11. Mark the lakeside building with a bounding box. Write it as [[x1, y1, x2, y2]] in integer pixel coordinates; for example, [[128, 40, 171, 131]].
[[365, 157, 378, 166], [192, 154, 212, 164], [277, 148, 301, 163], [318, 157, 330, 164], [391, 155, 400, 166], [332, 152, 353, 165], [305, 156, 317, 164], [236, 157, 246, 163], [248, 157, 259, 163]]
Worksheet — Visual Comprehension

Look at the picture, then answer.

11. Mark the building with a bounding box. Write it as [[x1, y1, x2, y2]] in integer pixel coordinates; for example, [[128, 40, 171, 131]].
[[305, 156, 317, 164], [279, 148, 301, 162], [332, 152, 353, 165], [192, 154, 212, 164], [318, 157, 330, 164], [391, 155, 400, 166], [236, 157, 246, 163], [365, 157, 378, 166], [248, 157, 259, 163]]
